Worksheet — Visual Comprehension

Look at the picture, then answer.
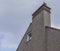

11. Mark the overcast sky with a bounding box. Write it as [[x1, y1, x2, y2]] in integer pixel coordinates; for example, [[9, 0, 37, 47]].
[[0, 0, 60, 51]]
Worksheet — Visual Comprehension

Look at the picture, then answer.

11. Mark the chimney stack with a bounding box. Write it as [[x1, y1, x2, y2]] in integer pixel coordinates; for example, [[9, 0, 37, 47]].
[[32, 2, 51, 27]]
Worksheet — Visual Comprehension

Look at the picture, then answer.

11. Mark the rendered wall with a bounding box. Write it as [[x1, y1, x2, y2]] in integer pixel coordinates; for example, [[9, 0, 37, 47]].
[[46, 27, 60, 51], [31, 11, 46, 51]]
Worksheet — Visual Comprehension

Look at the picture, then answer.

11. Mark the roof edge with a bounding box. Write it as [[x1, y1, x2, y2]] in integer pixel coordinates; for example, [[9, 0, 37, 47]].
[[45, 26, 60, 31]]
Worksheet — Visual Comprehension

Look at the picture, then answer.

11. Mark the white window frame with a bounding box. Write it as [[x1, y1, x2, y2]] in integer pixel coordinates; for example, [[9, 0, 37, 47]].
[[27, 33, 32, 42]]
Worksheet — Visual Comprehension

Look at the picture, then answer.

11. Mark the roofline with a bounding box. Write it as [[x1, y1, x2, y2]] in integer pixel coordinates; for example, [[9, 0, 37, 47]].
[[16, 23, 32, 50], [45, 26, 60, 31]]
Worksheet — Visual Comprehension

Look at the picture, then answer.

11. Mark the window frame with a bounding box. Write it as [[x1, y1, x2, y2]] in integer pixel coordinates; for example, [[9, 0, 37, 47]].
[[27, 32, 32, 42]]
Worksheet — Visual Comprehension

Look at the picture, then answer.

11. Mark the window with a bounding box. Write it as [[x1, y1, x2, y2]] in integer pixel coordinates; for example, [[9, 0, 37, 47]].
[[27, 33, 32, 42]]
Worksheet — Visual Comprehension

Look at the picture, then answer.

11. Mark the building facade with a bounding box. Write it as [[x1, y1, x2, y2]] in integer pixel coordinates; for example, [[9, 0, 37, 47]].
[[16, 3, 60, 51]]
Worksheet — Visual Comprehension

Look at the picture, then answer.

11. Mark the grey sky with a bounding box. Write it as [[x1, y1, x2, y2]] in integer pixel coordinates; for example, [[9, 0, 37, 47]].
[[0, 0, 60, 51]]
